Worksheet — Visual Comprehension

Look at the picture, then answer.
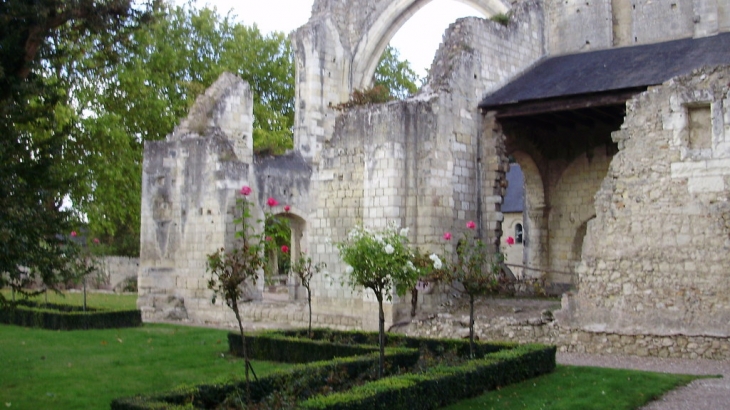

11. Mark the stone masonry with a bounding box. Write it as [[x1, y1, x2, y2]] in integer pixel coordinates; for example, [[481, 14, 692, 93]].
[[138, 0, 730, 358]]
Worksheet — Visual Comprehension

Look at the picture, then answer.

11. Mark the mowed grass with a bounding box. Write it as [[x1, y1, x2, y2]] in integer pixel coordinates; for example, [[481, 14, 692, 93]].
[[0, 323, 290, 410], [0, 289, 138, 311], [0, 290, 707, 410], [444, 364, 704, 410]]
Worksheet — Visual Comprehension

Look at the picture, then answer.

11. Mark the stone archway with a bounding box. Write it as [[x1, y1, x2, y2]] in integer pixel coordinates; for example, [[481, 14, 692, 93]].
[[293, 0, 511, 162], [350, 0, 511, 89], [510, 151, 547, 279]]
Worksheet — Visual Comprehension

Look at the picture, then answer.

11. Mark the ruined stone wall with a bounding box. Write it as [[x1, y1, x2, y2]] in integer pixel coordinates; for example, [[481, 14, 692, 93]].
[[548, 0, 730, 54], [557, 65, 730, 337], [547, 146, 611, 284], [546, 0, 613, 54], [138, 73, 260, 325]]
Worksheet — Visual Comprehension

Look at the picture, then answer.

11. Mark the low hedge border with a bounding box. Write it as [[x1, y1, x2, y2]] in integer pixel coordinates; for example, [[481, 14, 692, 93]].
[[111, 348, 421, 410], [0, 300, 142, 330], [228, 331, 380, 363], [299, 343, 557, 410], [236, 328, 517, 361], [112, 330, 555, 409]]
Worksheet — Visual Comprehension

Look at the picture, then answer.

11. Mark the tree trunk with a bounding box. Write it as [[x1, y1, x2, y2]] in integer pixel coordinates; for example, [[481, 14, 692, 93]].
[[377, 292, 385, 379], [306, 285, 313, 338], [469, 294, 475, 359], [410, 287, 418, 317], [233, 302, 250, 403], [83, 275, 87, 312]]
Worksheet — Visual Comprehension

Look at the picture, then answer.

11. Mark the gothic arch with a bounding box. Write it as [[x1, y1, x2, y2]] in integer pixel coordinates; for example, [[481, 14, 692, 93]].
[[510, 150, 547, 278], [351, 0, 511, 89]]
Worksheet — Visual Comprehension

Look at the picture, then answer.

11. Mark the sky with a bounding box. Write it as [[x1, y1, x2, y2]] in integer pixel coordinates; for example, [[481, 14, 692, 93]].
[[183, 0, 485, 78]]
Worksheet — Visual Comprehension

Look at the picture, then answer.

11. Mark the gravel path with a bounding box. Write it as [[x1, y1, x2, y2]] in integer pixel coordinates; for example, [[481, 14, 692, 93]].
[[557, 353, 730, 409]]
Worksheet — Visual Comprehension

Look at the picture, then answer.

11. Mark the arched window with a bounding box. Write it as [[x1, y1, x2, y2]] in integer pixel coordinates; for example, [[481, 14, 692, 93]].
[[515, 223, 523, 244]]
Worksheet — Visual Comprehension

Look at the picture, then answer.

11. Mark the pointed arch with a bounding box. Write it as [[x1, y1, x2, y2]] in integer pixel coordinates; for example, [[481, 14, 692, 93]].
[[351, 0, 511, 89]]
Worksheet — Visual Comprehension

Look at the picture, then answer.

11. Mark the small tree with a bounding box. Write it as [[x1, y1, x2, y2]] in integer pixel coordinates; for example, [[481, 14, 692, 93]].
[[291, 251, 325, 338], [337, 224, 420, 378], [443, 221, 504, 358], [206, 185, 268, 402]]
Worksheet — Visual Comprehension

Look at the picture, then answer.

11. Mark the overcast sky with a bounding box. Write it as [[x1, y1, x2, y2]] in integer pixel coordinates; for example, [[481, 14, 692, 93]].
[[182, 0, 484, 78]]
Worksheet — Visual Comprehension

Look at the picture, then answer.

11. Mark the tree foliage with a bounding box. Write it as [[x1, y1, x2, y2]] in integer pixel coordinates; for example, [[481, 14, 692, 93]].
[[0, 0, 152, 299], [374, 45, 420, 99], [63, 3, 295, 255], [291, 251, 326, 338], [337, 224, 421, 378], [206, 186, 266, 403]]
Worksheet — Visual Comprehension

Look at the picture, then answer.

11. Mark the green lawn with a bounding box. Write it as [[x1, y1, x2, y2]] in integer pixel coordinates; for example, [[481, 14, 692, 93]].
[[444, 364, 703, 410], [0, 323, 288, 409]]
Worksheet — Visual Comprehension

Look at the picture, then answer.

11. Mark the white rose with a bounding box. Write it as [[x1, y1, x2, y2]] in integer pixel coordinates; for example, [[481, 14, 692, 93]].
[[384, 244, 395, 254], [345, 265, 354, 274], [399, 227, 409, 237], [433, 259, 443, 269]]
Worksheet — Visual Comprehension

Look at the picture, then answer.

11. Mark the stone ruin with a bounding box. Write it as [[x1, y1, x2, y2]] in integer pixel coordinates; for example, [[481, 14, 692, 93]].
[[138, 0, 730, 358]]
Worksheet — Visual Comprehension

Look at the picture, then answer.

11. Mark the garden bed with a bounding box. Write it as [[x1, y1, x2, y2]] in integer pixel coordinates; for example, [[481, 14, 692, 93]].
[[112, 329, 555, 409], [0, 299, 142, 330]]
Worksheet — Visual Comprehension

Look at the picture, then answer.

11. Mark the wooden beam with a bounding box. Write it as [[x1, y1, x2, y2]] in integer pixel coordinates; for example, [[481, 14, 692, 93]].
[[492, 89, 643, 119]]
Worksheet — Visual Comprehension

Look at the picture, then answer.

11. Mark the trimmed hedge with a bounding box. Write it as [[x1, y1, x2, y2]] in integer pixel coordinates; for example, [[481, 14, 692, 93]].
[[111, 348, 421, 410], [258, 328, 517, 359], [228, 332, 379, 363], [0, 300, 142, 330], [113, 328, 555, 409], [299, 343, 556, 410]]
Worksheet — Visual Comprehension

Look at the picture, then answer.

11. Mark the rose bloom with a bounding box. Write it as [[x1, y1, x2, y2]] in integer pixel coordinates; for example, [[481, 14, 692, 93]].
[[240, 186, 252, 196], [281, 245, 289, 253], [284, 205, 291, 212], [443, 232, 452, 240], [267, 197, 279, 207], [466, 221, 476, 230], [506, 236, 515, 245]]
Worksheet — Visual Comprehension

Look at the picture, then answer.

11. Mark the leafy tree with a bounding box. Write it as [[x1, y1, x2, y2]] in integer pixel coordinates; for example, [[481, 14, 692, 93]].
[[291, 251, 326, 338], [337, 225, 421, 378], [206, 185, 266, 403], [444, 221, 504, 358], [63, 4, 295, 256], [0, 0, 152, 301], [374, 45, 420, 99]]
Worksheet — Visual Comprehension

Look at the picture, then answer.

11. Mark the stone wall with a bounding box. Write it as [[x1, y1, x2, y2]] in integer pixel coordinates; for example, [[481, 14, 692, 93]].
[[138, 73, 260, 323], [557, 65, 730, 337], [94, 257, 139, 291], [547, 146, 611, 283]]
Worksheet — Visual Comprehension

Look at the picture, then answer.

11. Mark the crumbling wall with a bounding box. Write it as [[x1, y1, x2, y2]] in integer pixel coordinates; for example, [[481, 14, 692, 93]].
[[557, 65, 730, 337], [138, 73, 260, 324]]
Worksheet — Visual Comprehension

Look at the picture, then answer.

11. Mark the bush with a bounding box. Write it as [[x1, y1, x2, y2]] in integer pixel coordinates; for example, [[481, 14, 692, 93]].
[[112, 329, 555, 409], [0, 300, 142, 330]]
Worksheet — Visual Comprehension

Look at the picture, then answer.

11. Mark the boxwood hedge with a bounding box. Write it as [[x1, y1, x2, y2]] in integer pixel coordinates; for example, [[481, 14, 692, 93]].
[[0, 300, 142, 330], [112, 328, 555, 409]]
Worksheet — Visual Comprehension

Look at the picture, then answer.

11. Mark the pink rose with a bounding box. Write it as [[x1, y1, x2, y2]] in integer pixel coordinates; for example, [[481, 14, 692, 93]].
[[284, 205, 290, 212], [265, 236, 273, 242], [281, 245, 289, 253], [443, 232, 452, 241], [466, 221, 476, 230], [71, 231, 77, 237], [506, 236, 515, 245], [93, 238, 100, 244], [267, 197, 279, 207], [240, 186, 252, 196]]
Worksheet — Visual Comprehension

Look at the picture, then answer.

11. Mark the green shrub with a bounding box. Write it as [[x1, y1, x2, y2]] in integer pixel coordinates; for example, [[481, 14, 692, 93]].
[[299, 344, 556, 410], [0, 300, 141, 330], [111, 349, 420, 409]]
